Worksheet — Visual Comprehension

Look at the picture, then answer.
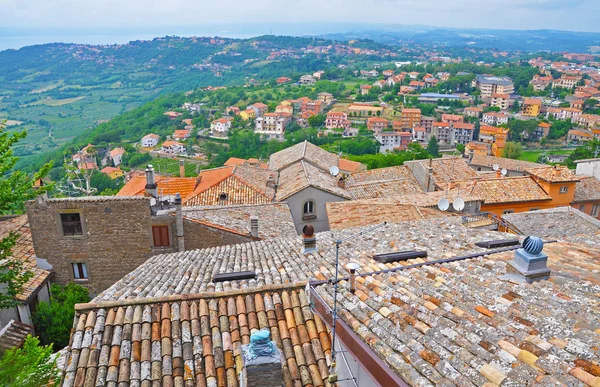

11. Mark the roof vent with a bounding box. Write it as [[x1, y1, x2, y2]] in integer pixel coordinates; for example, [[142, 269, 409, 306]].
[[301, 225, 317, 255], [249, 216, 259, 238], [373, 250, 427, 263], [508, 236, 550, 283], [475, 238, 520, 249], [213, 271, 257, 283]]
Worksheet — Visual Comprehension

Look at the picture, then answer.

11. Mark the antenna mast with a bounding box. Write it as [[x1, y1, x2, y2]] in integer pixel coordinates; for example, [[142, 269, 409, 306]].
[[329, 222, 387, 380]]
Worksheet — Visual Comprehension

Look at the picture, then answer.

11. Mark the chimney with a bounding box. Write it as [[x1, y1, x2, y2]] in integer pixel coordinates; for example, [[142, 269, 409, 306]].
[[301, 225, 317, 255], [495, 168, 503, 178], [174, 193, 185, 252], [346, 263, 360, 293], [240, 329, 282, 387], [552, 165, 561, 177], [179, 160, 185, 178], [145, 164, 157, 198], [337, 176, 346, 189], [250, 216, 259, 238], [266, 174, 276, 189], [508, 236, 550, 283]]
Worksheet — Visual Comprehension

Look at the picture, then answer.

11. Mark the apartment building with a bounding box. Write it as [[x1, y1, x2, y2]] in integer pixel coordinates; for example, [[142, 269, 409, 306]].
[[367, 117, 389, 133], [255, 113, 292, 140], [401, 108, 422, 129], [325, 112, 350, 129], [522, 98, 542, 117], [490, 93, 511, 110], [479, 125, 509, 144], [376, 132, 411, 152], [482, 112, 509, 126], [552, 75, 581, 89], [472, 75, 514, 97]]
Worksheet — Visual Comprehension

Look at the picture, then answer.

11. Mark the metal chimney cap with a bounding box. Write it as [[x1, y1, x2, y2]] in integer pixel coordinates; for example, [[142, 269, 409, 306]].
[[302, 224, 315, 237], [346, 262, 360, 271], [174, 193, 182, 205], [523, 236, 543, 255]]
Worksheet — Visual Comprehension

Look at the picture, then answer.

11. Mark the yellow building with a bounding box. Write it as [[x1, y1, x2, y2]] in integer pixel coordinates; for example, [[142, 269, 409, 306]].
[[239, 109, 256, 121], [479, 125, 509, 144], [522, 98, 542, 117], [465, 142, 489, 157], [491, 141, 506, 157], [100, 166, 125, 180]]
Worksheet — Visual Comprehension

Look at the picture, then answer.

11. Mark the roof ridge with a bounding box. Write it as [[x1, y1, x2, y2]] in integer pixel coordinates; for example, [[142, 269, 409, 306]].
[[302, 140, 308, 158], [76, 281, 309, 312]]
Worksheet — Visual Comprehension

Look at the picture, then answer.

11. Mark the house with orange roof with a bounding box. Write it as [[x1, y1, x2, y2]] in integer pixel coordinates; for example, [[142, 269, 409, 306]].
[[100, 166, 125, 179], [408, 80, 425, 89], [441, 113, 464, 125], [161, 140, 186, 154], [338, 158, 367, 175], [463, 106, 483, 118], [359, 85, 372, 95], [325, 112, 350, 130], [559, 107, 582, 122], [164, 111, 182, 119], [248, 102, 268, 118], [366, 117, 389, 133], [400, 108, 421, 129], [524, 121, 551, 140], [567, 129, 594, 143], [172, 129, 191, 141], [479, 125, 509, 143], [239, 108, 256, 121], [553, 75, 581, 89], [466, 142, 490, 157], [210, 117, 231, 138], [141, 133, 160, 148], [522, 98, 542, 116], [275, 104, 293, 115], [109, 147, 126, 166], [275, 77, 291, 84]]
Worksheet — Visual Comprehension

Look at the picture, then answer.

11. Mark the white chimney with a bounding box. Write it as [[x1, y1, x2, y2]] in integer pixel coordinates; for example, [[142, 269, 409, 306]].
[[250, 216, 259, 238], [145, 165, 157, 198]]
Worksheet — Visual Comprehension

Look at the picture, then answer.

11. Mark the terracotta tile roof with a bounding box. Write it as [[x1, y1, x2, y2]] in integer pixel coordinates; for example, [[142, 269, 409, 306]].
[[185, 165, 276, 207], [0, 320, 33, 354], [452, 176, 552, 204], [453, 122, 474, 130], [109, 147, 125, 157], [142, 133, 159, 140], [526, 166, 580, 183], [117, 175, 198, 200], [574, 176, 600, 202], [523, 98, 542, 105], [338, 158, 365, 173], [313, 240, 600, 386], [343, 166, 423, 200], [406, 158, 480, 188], [224, 157, 269, 169], [538, 122, 552, 128], [326, 202, 454, 230], [100, 166, 122, 174], [480, 125, 508, 134], [63, 286, 331, 387], [470, 154, 546, 172], [269, 141, 339, 172], [182, 203, 297, 239], [0, 216, 52, 302], [503, 207, 600, 240], [275, 161, 350, 201], [94, 218, 511, 302]]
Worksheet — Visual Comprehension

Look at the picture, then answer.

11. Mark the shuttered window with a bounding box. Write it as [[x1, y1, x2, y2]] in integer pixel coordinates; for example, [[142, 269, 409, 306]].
[[152, 225, 170, 247]]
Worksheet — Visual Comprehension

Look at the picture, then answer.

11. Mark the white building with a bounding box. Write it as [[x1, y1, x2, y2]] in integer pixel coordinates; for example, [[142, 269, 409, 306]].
[[161, 141, 186, 154], [575, 158, 600, 180], [210, 118, 231, 138], [141, 133, 160, 148], [255, 113, 292, 141], [109, 148, 126, 166]]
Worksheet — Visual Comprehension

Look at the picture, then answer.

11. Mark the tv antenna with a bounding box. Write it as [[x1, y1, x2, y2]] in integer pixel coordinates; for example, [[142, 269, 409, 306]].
[[328, 222, 387, 382]]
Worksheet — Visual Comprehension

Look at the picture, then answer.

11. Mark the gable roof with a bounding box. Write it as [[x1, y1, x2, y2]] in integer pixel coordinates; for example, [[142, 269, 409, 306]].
[[185, 165, 276, 207], [470, 154, 546, 172], [338, 159, 366, 173], [63, 286, 330, 387], [574, 176, 600, 202], [182, 203, 297, 239], [0, 216, 52, 302], [451, 176, 552, 204], [275, 161, 350, 201], [117, 175, 198, 200], [343, 166, 423, 200], [503, 207, 600, 240], [526, 166, 580, 183], [268, 141, 339, 172]]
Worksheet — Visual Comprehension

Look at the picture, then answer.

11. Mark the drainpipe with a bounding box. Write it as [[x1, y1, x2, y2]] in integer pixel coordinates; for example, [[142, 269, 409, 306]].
[[174, 193, 185, 252]]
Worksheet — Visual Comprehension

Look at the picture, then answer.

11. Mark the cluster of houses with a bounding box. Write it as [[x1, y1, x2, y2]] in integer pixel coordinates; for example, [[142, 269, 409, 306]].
[[70, 144, 127, 180], [4, 139, 600, 387]]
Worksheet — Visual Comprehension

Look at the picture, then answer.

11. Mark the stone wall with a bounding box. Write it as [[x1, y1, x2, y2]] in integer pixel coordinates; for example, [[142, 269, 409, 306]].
[[26, 197, 255, 295], [26, 197, 175, 295]]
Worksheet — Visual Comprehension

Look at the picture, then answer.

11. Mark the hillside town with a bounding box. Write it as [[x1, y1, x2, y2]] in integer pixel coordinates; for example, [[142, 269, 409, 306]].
[[3, 27, 600, 387]]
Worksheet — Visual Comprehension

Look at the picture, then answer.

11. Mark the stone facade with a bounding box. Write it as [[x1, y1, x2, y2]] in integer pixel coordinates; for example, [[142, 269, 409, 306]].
[[26, 197, 254, 295]]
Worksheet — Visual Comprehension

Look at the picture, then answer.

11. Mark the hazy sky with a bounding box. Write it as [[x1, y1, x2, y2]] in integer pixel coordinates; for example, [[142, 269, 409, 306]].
[[1, 0, 598, 33]]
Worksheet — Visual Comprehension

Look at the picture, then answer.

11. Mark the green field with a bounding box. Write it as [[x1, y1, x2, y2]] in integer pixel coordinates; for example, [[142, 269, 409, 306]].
[[519, 149, 572, 163], [25, 96, 86, 107]]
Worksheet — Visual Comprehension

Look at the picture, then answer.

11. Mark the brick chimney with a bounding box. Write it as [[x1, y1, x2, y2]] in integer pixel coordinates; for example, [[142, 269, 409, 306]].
[[250, 216, 259, 238], [174, 193, 185, 252], [337, 176, 346, 189], [240, 329, 282, 387], [508, 236, 550, 283], [552, 165, 562, 178], [179, 160, 185, 178], [145, 165, 157, 198], [495, 168, 503, 178], [301, 225, 317, 255], [266, 174, 276, 189]]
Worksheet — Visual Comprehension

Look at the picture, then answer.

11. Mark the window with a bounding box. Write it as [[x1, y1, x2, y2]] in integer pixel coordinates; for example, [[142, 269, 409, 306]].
[[218, 192, 228, 204], [72, 263, 88, 280], [60, 213, 83, 236], [592, 205, 600, 217], [502, 209, 514, 215], [152, 225, 170, 247], [559, 186, 569, 194], [579, 205, 586, 211], [303, 200, 316, 219]]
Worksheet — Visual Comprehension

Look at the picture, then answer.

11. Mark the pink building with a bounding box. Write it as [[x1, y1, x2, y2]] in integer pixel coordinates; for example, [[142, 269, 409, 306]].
[[325, 112, 350, 129]]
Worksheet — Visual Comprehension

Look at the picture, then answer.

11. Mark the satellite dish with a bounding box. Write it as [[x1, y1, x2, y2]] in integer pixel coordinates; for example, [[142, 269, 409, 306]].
[[437, 198, 450, 211], [329, 165, 340, 177], [492, 164, 500, 171], [501, 168, 508, 176], [346, 262, 360, 271], [453, 197, 465, 211]]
